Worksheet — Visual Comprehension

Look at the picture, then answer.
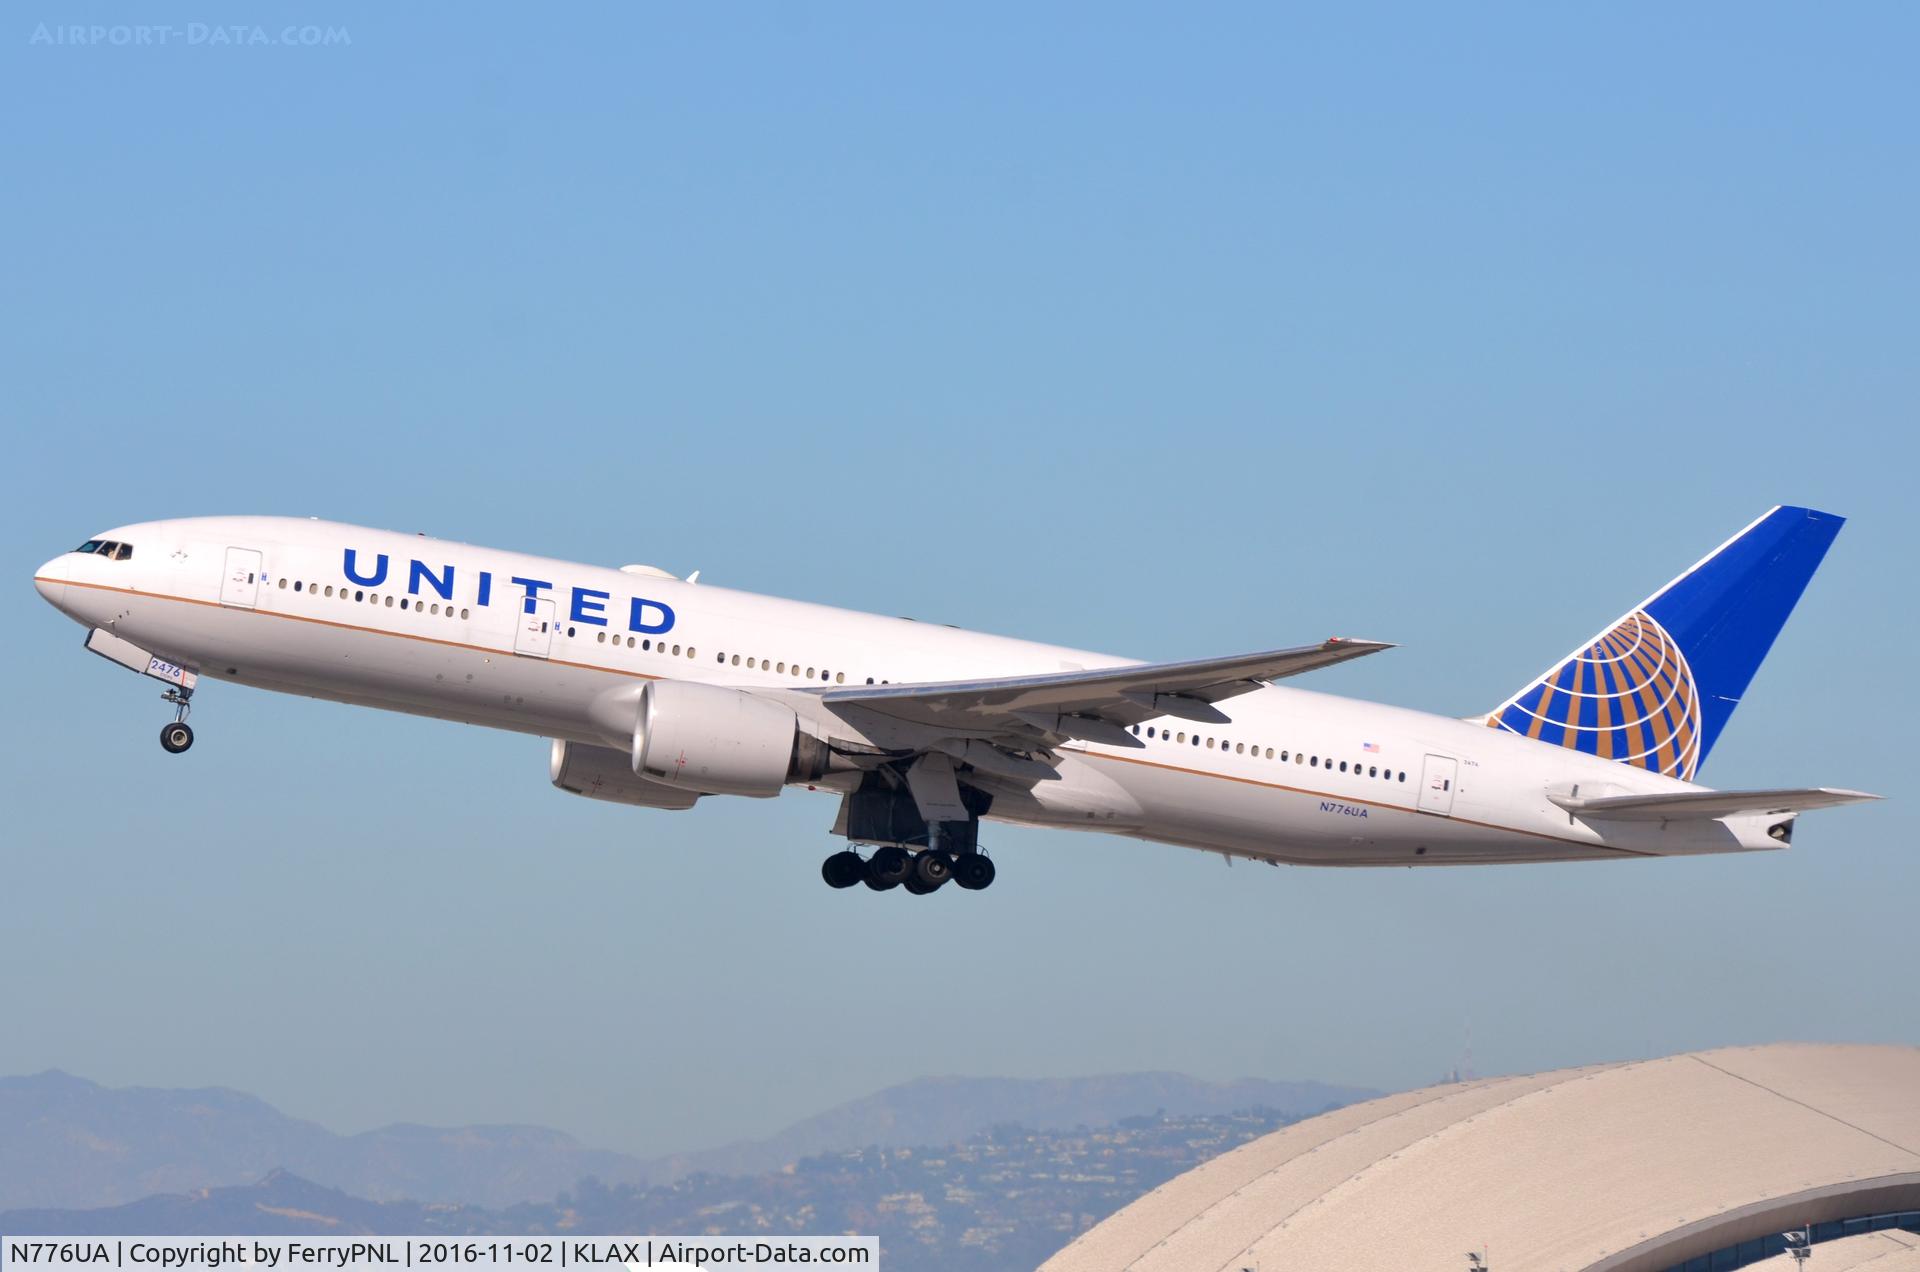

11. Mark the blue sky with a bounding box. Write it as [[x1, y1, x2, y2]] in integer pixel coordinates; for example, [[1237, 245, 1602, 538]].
[[2, 3, 1914, 1159]]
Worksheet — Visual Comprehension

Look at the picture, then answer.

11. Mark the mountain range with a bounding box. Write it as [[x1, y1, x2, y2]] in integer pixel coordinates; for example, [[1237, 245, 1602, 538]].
[[0, 1069, 1373, 1211]]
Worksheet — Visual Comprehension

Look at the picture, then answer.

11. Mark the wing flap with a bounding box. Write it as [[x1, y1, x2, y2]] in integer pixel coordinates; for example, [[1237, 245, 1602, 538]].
[[820, 638, 1390, 734], [1550, 787, 1881, 822]]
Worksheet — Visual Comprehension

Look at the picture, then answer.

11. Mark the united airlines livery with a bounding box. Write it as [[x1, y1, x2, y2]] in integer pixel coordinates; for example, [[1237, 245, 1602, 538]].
[[33, 506, 1877, 893]]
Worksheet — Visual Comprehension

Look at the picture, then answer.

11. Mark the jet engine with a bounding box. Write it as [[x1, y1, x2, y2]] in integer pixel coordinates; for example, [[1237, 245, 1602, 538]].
[[550, 739, 702, 810], [632, 679, 843, 798]]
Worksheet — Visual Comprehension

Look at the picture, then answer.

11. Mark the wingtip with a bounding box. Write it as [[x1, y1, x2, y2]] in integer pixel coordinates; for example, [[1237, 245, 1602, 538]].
[[1327, 637, 1396, 652]]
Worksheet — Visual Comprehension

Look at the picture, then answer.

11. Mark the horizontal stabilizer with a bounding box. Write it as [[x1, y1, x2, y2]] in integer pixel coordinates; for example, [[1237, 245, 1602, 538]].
[[1549, 786, 1881, 822]]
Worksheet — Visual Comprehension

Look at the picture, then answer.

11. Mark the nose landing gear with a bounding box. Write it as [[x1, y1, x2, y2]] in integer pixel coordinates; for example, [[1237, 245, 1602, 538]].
[[159, 686, 194, 754]]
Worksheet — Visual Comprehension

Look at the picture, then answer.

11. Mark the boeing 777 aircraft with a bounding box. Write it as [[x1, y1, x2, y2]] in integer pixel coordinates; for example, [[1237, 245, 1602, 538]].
[[32, 506, 1876, 893]]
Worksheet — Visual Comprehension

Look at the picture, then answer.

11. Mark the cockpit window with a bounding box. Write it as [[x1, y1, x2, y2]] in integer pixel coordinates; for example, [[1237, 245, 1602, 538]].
[[76, 540, 103, 554], [73, 539, 132, 560], [113, 543, 133, 560]]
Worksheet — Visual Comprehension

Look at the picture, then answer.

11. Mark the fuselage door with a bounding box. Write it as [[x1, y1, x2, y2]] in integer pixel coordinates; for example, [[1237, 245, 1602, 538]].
[[514, 596, 556, 659], [220, 547, 263, 609], [1418, 754, 1458, 816]]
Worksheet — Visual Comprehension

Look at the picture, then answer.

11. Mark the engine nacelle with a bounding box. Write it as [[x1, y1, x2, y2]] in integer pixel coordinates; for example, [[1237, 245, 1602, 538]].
[[550, 739, 702, 810], [634, 680, 809, 798]]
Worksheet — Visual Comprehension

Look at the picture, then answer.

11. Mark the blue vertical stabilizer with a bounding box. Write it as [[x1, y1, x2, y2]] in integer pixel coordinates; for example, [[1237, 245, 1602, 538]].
[[1486, 506, 1843, 780]]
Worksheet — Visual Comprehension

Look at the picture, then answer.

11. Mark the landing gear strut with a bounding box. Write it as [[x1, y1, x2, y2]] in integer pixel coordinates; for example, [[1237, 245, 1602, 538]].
[[159, 686, 194, 754]]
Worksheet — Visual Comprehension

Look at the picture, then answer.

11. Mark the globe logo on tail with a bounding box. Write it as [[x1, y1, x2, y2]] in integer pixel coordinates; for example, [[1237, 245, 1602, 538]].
[[1488, 610, 1703, 780]]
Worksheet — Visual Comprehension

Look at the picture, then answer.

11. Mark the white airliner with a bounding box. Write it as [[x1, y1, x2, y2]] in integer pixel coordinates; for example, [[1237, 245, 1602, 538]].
[[32, 506, 1876, 893]]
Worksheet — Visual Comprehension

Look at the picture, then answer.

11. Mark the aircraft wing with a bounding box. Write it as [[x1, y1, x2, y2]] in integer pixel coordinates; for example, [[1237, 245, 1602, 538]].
[[820, 638, 1390, 748], [1549, 787, 1882, 822]]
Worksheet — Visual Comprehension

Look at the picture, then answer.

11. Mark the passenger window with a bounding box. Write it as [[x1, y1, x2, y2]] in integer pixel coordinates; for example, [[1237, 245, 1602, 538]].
[[324, 586, 334, 597], [1235, 742, 1244, 754], [1339, 760, 1347, 772], [731, 654, 741, 666], [1369, 766, 1377, 777], [1311, 756, 1319, 767], [687, 648, 696, 659], [1399, 771, 1407, 782], [1192, 735, 1201, 747], [461, 608, 471, 619], [1266, 748, 1275, 759], [354, 590, 364, 602], [400, 598, 409, 610], [776, 661, 785, 673], [835, 672, 845, 684], [807, 667, 815, 678], [1177, 732, 1187, 743], [385, 595, 395, 608], [279, 579, 288, 589], [297, 582, 306, 593]]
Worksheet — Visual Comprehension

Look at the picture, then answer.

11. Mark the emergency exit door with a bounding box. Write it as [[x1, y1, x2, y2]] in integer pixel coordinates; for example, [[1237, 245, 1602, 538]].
[[514, 596, 556, 658], [1418, 754, 1458, 816], [220, 548, 262, 609]]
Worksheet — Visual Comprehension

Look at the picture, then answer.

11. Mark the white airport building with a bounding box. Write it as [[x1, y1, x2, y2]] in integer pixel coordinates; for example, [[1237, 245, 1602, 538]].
[[1039, 1044, 1920, 1272]]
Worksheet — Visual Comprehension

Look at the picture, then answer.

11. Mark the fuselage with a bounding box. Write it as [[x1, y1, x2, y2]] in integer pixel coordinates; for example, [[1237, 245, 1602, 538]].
[[33, 516, 1784, 866]]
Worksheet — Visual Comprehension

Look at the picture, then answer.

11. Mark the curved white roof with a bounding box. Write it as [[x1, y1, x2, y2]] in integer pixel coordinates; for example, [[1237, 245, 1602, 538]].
[[1040, 1044, 1920, 1272]]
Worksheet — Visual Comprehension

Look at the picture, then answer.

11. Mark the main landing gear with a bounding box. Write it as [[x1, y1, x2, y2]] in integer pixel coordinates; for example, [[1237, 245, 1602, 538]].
[[823, 771, 997, 895], [819, 843, 997, 895], [158, 686, 194, 754]]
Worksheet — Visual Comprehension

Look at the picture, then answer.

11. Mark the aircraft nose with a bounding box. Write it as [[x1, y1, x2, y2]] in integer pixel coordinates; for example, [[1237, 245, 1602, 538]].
[[34, 555, 69, 608]]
